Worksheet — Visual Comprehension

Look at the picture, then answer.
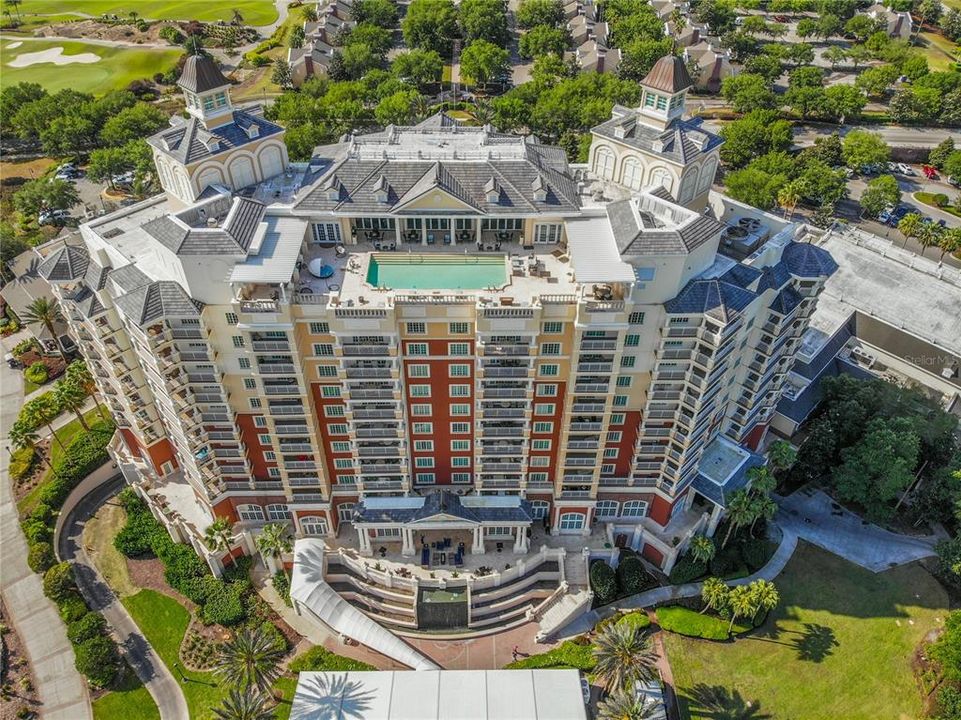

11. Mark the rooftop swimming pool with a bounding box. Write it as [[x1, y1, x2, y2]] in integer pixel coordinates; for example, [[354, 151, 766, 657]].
[[366, 254, 508, 290]]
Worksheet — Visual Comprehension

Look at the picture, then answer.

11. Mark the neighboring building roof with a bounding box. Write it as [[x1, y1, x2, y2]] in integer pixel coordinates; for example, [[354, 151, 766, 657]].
[[781, 241, 839, 278], [177, 54, 230, 94], [113, 280, 203, 325], [666, 277, 757, 321], [770, 285, 803, 316], [36, 244, 89, 283], [608, 197, 725, 256], [692, 436, 766, 507], [107, 264, 151, 294], [642, 54, 694, 94], [289, 669, 589, 720], [354, 492, 533, 525], [229, 216, 309, 284], [593, 112, 722, 166], [147, 110, 284, 166]]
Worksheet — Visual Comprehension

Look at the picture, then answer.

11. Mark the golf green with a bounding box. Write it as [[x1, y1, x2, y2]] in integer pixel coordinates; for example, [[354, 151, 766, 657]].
[[10, 0, 278, 24]]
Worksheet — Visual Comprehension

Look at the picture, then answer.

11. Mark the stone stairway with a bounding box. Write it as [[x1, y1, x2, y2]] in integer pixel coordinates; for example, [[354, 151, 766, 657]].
[[536, 587, 593, 641], [563, 550, 588, 587]]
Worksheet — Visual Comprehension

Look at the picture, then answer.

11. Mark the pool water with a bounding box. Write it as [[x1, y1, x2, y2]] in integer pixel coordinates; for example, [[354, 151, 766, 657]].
[[366, 254, 507, 290]]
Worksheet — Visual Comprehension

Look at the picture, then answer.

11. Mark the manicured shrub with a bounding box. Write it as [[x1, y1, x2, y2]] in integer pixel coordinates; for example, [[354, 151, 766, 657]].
[[27, 541, 56, 573], [257, 620, 288, 653], [740, 538, 773, 571], [22, 518, 52, 544], [30, 502, 54, 524], [668, 556, 707, 585], [289, 645, 377, 672], [58, 594, 89, 623], [709, 546, 745, 578], [589, 560, 617, 604], [42, 562, 75, 602], [615, 555, 651, 595], [113, 508, 162, 556], [503, 639, 596, 671], [9, 446, 35, 481], [616, 611, 652, 632], [43, 421, 115, 507], [24, 362, 48, 385], [74, 636, 120, 688], [933, 193, 950, 207], [67, 612, 107, 645], [200, 582, 246, 626], [655, 605, 748, 640], [272, 570, 291, 607]]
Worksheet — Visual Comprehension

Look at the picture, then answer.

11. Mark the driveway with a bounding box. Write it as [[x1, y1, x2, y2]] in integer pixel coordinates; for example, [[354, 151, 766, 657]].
[[0, 332, 92, 720], [777, 488, 937, 573], [57, 476, 189, 720]]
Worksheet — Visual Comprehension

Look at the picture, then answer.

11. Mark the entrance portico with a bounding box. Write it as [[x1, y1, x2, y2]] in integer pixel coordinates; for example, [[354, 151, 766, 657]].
[[351, 492, 534, 558]]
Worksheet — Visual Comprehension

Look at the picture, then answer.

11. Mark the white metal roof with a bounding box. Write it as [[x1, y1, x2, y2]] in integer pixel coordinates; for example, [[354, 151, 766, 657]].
[[289, 539, 439, 672], [290, 669, 589, 720], [228, 215, 307, 283], [565, 216, 636, 283]]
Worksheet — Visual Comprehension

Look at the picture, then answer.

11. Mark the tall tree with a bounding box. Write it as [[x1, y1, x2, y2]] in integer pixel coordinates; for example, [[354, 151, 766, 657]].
[[689, 535, 716, 565], [22, 297, 67, 361], [8, 422, 51, 470], [402, 0, 458, 56], [591, 622, 658, 692], [23, 395, 65, 451], [700, 577, 730, 615], [897, 212, 924, 248], [596, 688, 660, 720], [54, 379, 89, 431], [211, 686, 274, 720], [721, 489, 755, 548], [66, 359, 107, 419], [213, 626, 284, 693], [459, 40, 510, 89], [726, 584, 758, 635], [204, 517, 234, 551], [255, 522, 292, 578], [748, 579, 780, 617], [767, 440, 797, 474]]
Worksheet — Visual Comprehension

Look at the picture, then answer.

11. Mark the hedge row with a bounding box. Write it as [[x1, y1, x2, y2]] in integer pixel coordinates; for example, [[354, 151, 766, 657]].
[[114, 489, 254, 627], [594, 610, 652, 636], [591, 552, 659, 605], [669, 536, 774, 585], [503, 638, 596, 671], [655, 605, 750, 641], [289, 646, 376, 673], [21, 419, 123, 689]]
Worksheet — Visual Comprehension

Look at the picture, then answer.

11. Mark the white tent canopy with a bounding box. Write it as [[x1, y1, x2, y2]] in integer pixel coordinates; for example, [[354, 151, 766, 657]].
[[290, 670, 589, 720], [289, 538, 438, 671]]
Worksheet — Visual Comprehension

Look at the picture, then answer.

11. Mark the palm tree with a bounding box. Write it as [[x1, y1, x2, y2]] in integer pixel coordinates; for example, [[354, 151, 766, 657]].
[[22, 395, 65, 451], [231, 8, 244, 24], [592, 622, 658, 693], [213, 626, 284, 693], [8, 422, 51, 470], [777, 183, 800, 220], [897, 213, 923, 248], [938, 226, 961, 262], [721, 489, 755, 548], [917, 222, 944, 258], [255, 522, 292, 577], [204, 517, 234, 551], [22, 297, 67, 361], [66, 360, 107, 420], [727, 584, 758, 635], [749, 495, 778, 536], [54, 379, 89, 431], [766, 440, 797, 474], [596, 687, 660, 720], [748, 579, 780, 616], [689, 535, 716, 566], [700, 577, 730, 615], [212, 686, 274, 720], [301, 4, 318, 21], [747, 466, 777, 496]]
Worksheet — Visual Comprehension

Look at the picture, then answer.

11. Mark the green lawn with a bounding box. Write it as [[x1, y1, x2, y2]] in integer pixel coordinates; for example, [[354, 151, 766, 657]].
[[17, 408, 107, 516], [0, 39, 181, 95], [122, 590, 227, 720], [665, 542, 949, 720], [920, 31, 959, 72], [7, 1, 278, 24], [92, 666, 160, 720]]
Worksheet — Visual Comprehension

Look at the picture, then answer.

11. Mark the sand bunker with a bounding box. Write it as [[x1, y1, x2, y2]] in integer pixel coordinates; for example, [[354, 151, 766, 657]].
[[7, 41, 22, 49], [7, 46, 101, 68]]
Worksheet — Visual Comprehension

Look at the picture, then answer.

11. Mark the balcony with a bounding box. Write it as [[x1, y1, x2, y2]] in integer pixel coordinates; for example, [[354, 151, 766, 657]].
[[479, 426, 526, 437], [480, 388, 527, 399], [577, 362, 613, 373], [251, 340, 290, 352], [571, 403, 605, 413], [275, 424, 309, 435], [290, 493, 327, 504], [478, 407, 525, 419], [356, 428, 403, 438], [574, 383, 609, 394], [362, 480, 405, 491], [357, 446, 403, 457], [478, 462, 523, 472], [342, 345, 391, 356], [344, 368, 392, 379], [352, 409, 399, 420], [285, 461, 317, 470], [564, 457, 596, 467], [279, 443, 313, 453], [481, 344, 531, 357], [580, 340, 617, 351], [359, 464, 405, 475], [264, 384, 301, 395], [347, 389, 397, 401], [269, 404, 305, 415], [259, 363, 296, 374], [569, 422, 602, 432], [479, 366, 530, 378]]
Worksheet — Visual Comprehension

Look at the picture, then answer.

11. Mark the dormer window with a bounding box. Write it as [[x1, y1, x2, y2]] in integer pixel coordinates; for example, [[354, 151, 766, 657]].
[[374, 175, 390, 203], [324, 177, 342, 201], [532, 175, 547, 202], [484, 177, 500, 203], [244, 124, 260, 139]]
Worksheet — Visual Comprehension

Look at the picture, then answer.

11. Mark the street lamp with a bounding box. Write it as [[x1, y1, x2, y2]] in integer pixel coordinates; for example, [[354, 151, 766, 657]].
[[173, 662, 188, 683]]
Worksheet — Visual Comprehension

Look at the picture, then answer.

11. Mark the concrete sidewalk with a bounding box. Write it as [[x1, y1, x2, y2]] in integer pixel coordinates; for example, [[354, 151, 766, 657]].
[[1, 332, 92, 720]]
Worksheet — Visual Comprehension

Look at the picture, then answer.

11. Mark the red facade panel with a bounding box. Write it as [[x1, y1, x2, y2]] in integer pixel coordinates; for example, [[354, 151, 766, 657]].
[[236, 412, 273, 481]]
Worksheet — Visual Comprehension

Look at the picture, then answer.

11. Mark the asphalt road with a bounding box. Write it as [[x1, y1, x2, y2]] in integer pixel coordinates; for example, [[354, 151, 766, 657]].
[[57, 476, 189, 720], [700, 119, 961, 149]]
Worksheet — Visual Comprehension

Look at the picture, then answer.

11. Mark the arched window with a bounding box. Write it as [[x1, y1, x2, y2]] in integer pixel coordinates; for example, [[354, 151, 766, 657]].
[[698, 157, 718, 193], [621, 500, 648, 518], [621, 157, 642, 191], [259, 145, 284, 179], [530, 500, 550, 520], [649, 167, 673, 192], [229, 156, 256, 189], [595, 500, 619, 519], [594, 146, 615, 180], [300, 515, 329, 536], [196, 166, 224, 193], [559, 512, 585, 531], [337, 503, 356, 523], [266, 504, 290, 521], [237, 504, 265, 522], [679, 168, 699, 204]]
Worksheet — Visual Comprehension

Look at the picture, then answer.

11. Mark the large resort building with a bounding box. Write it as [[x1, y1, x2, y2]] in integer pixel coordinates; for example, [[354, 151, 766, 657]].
[[36, 55, 836, 641]]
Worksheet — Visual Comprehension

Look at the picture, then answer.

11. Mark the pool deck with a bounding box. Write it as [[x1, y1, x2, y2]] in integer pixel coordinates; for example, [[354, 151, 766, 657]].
[[297, 241, 578, 309]]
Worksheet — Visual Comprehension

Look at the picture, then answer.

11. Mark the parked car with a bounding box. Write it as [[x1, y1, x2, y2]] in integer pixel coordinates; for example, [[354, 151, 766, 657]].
[[111, 171, 135, 186], [580, 677, 591, 705], [885, 205, 909, 226], [5, 352, 22, 369], [55, 167, 80, 181], [38, 208, 70, 225], [895, 163, 915, 176], [948, 176, 960, 188], [922, 165, 938, 179], [774, 14, 790, 21], [878, 207, 894, 224]]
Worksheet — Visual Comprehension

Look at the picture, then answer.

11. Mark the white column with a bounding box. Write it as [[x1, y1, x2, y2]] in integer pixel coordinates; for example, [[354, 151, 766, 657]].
[[630, 524, 643, 551], [475, 220, 482, 247], [513, 526, 524, 553], [401, 527, 415, 556], [357, 526, 372, 555], [471, 526, 484, 553], [706, 505, 723, 536]]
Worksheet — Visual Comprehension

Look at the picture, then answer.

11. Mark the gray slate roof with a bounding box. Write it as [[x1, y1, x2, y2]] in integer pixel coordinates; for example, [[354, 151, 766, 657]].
[[143, 198, 266, 256], [114, 280, 203, 326], [83, 258, 110, 291], [36, 245, 89, 283], [692, 450, 766, 507], [107, 264, 151, 294], [147, 110, 283, 166], [608, 200, 724, 256], [781, 241, 839, 278], [593, 111, 722, 166], [354, 491, 533, 525], [177, 54, 230, 94], [665, 278, 758, 322]]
